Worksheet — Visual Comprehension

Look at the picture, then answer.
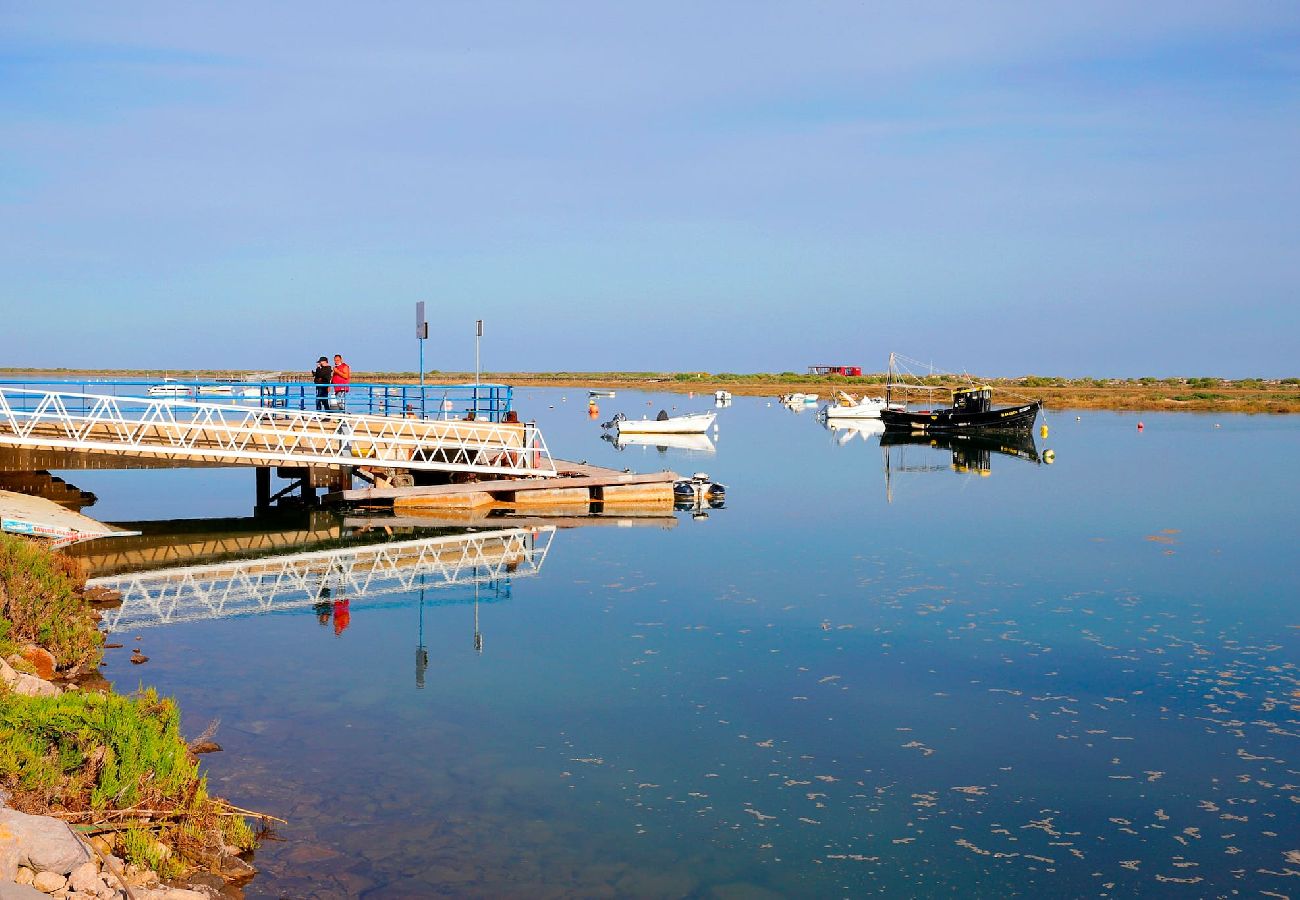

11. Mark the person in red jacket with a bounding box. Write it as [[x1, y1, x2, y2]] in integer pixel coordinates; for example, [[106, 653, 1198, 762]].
[[332, 353, 353, 408]]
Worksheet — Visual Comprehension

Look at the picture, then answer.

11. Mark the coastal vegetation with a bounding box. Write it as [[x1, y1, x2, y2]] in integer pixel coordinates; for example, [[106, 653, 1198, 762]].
[[3, 368, 1298, 412], [0, 533, 258, 883]]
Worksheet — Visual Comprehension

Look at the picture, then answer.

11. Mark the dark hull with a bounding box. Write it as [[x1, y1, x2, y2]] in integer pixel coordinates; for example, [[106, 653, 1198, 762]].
[[880, 400, 1042, 433]]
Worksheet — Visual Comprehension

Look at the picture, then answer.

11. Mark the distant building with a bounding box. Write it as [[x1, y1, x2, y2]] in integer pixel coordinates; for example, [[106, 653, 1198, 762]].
[[807, 365, 862, 377]]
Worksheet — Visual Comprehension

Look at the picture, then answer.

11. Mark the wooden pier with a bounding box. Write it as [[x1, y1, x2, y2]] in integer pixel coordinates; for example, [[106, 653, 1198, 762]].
[[327, 459, 679, 511]]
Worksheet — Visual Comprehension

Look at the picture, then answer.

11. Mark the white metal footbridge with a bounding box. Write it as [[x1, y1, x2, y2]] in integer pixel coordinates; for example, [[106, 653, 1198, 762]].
[[89, 526, 554, 631], [0, 387, 556, 477]]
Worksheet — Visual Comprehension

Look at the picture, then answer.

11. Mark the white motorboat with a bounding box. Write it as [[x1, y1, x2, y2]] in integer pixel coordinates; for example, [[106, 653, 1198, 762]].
[[147, 381, 190, 397], [610, 412, 717, 434], [589, 389, 616, 398], [819, 391, 904, 420], [779, 392, 819, 406]]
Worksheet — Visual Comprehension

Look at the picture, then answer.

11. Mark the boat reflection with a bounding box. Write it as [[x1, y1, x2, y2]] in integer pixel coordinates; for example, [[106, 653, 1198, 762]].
[[88, 526, 555, 632], [602, 431, 716, 454], [881, 430, 1044, 472], [824, 419, 884, 445], [881, 431, 1047, 501]]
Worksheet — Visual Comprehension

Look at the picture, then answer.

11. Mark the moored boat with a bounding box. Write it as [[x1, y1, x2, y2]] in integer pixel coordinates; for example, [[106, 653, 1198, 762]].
[[880, 353, 1043, 434], [819, 391, 904, 420], [610, 412, 717, 434]]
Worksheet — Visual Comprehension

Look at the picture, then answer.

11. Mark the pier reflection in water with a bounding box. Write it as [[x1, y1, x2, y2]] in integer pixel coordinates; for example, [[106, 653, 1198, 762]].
[[86, 526, 553, 631]]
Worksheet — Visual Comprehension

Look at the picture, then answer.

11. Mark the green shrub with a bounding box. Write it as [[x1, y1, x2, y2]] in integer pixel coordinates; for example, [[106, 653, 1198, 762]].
[[0, 688, 256, 877], [0, 534, 101, 668]]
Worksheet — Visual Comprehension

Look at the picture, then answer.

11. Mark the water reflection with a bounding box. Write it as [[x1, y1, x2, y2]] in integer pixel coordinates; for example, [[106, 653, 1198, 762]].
[[88, 526, 554, 631], [882, 429, 1044, 471], [602, 431, 716, 454], [824, 418, 884, 445]]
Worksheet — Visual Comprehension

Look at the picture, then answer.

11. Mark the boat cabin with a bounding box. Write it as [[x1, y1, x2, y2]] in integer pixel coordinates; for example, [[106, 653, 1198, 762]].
[[951, 386, 992, 413]]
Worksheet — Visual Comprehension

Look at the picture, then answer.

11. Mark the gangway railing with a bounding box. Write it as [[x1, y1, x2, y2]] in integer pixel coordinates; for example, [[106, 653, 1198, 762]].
[[90, 526, 554, 631], [0, 387, 557, 477], [0, 379, 513, 422]]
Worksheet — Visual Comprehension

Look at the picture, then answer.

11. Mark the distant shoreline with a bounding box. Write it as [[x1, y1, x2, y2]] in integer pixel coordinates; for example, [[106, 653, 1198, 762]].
[[3, 369, 1298, 413]]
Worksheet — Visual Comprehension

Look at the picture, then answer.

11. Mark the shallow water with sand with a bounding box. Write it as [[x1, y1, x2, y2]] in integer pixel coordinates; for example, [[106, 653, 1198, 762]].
[[69, 391, 1297, 897]]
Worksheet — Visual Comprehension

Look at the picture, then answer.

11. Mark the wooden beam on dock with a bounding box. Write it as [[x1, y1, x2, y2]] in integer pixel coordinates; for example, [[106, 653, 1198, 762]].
[[326, 468, 678, 506]]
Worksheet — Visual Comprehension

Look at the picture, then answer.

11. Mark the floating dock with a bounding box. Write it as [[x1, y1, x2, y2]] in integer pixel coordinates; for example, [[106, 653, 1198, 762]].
[[326, 459, 679, 511]]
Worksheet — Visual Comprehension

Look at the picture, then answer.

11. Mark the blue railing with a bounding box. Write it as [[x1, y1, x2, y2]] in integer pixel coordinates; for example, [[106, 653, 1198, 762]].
[[0, 379, 514, 422]]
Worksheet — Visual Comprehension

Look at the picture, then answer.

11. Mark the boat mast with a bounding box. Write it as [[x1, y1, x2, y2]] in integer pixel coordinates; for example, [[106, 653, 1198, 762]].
[[886, 352, 895, 407]]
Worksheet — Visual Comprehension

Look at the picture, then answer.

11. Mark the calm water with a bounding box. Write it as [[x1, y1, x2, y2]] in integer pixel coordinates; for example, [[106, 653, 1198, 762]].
[[61, 391, 1298, 898]]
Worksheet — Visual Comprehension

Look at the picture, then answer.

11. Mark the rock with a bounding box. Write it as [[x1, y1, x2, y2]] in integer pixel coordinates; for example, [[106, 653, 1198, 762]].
[[218, 852, 255, 882], [19, 648, 57, 681], [12, 674, 60, 698], [32, 870, 66, 892], [82, 588, 122, 606], [122, 865, 157, 888], [161, 889, 208, 900], [1, 830, 19, 881], [0, 809, 92, 875], [86, 838, 112, 859], [187, 741, 221, 755], [0, 656, 18, 687], [17, 866, 36, 884], [67, 862, 100, 894], [0, 883, 49, 899], [128, 657, 149, 666]]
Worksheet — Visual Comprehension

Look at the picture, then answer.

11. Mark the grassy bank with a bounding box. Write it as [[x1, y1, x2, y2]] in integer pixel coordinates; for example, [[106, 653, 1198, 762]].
[[0, 533, 257, 880], [4, 368, 1299, 412]]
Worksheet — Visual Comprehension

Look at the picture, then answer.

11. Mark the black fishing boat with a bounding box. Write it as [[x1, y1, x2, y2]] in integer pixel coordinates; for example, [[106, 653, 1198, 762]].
[[880, 353, 1043, 434]]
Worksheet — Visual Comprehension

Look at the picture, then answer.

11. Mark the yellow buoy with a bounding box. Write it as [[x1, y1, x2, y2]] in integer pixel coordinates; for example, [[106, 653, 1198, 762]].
[[1040, 424, 1049, 439]]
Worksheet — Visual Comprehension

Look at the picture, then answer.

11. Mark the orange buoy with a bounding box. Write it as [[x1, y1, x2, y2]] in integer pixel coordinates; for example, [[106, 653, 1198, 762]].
[[588, 404, 599, 419]]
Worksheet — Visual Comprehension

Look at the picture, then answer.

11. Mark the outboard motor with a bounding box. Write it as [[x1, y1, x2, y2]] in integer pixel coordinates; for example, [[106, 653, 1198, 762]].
[[600, 412, 627, 430], [674, 472, 728, 512]]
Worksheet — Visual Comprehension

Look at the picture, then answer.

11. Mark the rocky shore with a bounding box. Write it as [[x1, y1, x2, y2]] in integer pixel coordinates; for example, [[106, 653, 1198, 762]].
[[0, 536, 260, 899]]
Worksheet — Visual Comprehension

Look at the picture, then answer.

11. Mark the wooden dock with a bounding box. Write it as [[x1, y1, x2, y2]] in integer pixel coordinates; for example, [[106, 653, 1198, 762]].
[[326, 459, 679, 511]]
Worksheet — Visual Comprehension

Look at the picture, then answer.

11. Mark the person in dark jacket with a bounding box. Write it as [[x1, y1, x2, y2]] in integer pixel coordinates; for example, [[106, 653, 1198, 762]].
[[312, 356, 332, 410]]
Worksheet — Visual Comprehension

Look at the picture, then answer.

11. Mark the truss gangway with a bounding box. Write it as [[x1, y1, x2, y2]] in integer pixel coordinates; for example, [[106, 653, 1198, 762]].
[[90, 526, 554, 631], [0, 387, 557, 477]]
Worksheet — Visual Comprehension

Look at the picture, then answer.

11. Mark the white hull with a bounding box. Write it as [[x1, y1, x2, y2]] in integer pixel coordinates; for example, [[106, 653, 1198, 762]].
[[616, 412, 716, 434]]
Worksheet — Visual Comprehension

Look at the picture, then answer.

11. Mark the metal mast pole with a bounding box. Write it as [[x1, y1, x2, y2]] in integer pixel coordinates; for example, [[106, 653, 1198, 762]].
[[474, 319, 483, 419]]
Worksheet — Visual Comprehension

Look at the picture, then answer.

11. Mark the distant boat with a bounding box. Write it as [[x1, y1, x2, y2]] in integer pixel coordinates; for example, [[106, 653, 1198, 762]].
[[779, 392, 819, 406], [608, 412, 716, 434], [819, 391, 903, 420], [879, 352, 1043, 434], [147, 381, 190, 397], [589, 389, 616, 398]]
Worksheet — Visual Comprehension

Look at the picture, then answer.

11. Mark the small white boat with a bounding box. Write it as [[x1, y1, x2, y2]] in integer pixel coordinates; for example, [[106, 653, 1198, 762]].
[[589, 389, 616, 398], [779, 392, 819, 406], [147, 381, 190, 397], [612, 412, 717, 434], [820, 391, 904, 420]]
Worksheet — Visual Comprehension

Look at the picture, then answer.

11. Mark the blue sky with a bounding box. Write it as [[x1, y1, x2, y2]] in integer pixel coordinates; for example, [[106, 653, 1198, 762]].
[[2, 3, 1297, 377]]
